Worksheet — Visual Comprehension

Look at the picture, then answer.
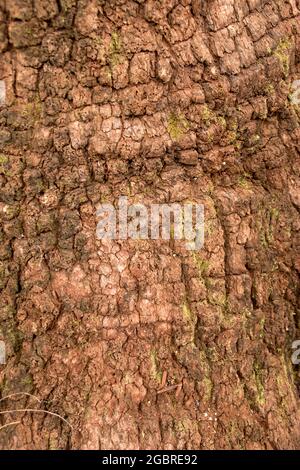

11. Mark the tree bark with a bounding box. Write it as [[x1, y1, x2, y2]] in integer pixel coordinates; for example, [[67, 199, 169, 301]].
[[0, 0, 299, 450]]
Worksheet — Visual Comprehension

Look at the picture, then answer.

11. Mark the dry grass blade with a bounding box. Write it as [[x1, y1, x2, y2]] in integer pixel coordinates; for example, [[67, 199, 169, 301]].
[[0, 409, 73, 429], [0, 421, 21, 431], [157, 383, 181, 394], [0, 392, 42, 404]]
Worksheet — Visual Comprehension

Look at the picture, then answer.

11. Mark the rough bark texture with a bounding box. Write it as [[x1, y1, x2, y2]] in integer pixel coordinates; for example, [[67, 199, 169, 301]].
[[0, 0, 300, 450]]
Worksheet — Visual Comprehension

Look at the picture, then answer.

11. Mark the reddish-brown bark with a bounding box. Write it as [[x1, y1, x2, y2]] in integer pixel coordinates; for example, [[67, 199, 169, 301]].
[[0, 0, 299, 449]]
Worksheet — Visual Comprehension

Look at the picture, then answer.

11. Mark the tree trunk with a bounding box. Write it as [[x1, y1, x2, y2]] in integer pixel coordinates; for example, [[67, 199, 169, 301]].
[[0, 0, 299, 450]]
